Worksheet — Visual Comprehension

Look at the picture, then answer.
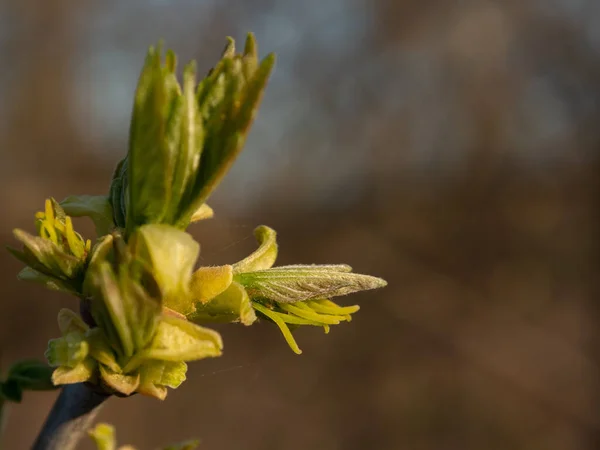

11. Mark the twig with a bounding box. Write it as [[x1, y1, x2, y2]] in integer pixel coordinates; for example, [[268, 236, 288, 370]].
[[32, 383, 110, 450]]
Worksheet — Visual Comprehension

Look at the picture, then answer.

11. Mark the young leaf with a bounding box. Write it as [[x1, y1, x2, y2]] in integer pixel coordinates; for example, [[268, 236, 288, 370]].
[[129, 224, 199, 314], [166, 61, 204, 225], [109, 157, 128, 228], [179, 50, 276, 224], [60, 195, 114, 237], [189, 265, 233, 304], [190, 281, 256, 325], [5, 360, 56, 392], [137, 360, 187, 399], [236, 265, 387, 303], [16, 267, 78, 296], [99, 365, 140, 396], [124, 316, 222, 372], [118, 272, 161, 354], [87, 329, 121, 373], [0, 380, 22, 403], [127, 44, 182, 233], [51, 358, 96, 385], [11, 230, 82, 279], [45, 333, 90, 368], [57, 308, 89, 335], [93, 261, 135, 358], [232, 226, 277, 273]]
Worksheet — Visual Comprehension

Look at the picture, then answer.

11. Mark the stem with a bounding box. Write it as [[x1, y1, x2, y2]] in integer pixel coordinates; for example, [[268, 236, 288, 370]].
[[32, 383, 110, 450]]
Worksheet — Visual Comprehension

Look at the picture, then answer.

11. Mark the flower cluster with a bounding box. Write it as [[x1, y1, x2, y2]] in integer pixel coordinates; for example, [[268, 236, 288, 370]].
[[8, 33, 387, 401], [8, 199, 91, 295]]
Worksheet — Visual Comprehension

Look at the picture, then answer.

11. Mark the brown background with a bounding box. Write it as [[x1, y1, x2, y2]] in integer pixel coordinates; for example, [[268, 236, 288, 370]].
[[0, 0, 598, 449]]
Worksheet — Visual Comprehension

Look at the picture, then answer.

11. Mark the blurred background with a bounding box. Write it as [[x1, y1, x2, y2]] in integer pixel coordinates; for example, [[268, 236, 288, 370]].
[[0, 0, 598, 448]]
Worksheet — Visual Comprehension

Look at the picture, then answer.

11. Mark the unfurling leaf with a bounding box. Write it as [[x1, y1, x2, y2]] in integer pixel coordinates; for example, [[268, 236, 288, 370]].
[[0, 360, 57, 402], [121, 34, 274, 233], [51, 358, 96, 385], [109, 156, 128, 229], [0, 379, 22, 403], [87, 329, 121, 373], [99, 365, 140, 396], [57, 308, 89, 335], [123, 316, 222, 372], [60, 195, 114, 237], [190, 265, 233, 304], [137, 360, 187, 400], [190, 281, 256, 326], [16, 267, 78, 295], [45, 332, 89, 368], [232, 225, 277, 273], [181, 45, 275, 224], [236, 264, 387, 303], [129, 225, 199, 314]]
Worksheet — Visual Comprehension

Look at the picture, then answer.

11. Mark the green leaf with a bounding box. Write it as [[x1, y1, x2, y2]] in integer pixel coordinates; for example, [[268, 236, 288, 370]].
[[190, 281, 256, 326], [57, 308, 89, 335], [89, 423, 117, 450], [11, 229, 82, 279], [109, 157, 128, 228], [123, 317, 222, 372], [60, 195, 114, 237], [119, 272, 161, 354], [166, 61, 203, 225], [236, 264, 387, 303], [137, 361, 187, 400], [88, 253, 162, 360], [92, 261, 135, 358], [189, 265, 233, 304], [83, 234, 115, 296], [16, 267, 78, 295], [113, 36, 274, 231], [139, 360, 187, 389], [0, 380, 22, 402], [179, 50, 276, 223], [5, 360, 56, 392], [242, 32, 259, 81], [127, 44, 183, 233], [137, 379, 167, 400], [51, 358, 96, 385], [45, 332, 89, 367], [232, 226, 277, 273], [99, 365, 140, 396], [130, 224, 199, 314], [87, 329, 121, 373]]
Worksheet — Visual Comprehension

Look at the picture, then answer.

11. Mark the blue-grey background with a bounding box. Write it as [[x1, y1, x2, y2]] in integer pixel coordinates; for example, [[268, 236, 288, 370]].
[[0, 0, 598, 448]]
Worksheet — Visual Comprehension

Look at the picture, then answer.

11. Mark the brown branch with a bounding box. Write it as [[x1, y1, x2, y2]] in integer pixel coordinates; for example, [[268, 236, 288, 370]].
[[31, 383, 110, 450]]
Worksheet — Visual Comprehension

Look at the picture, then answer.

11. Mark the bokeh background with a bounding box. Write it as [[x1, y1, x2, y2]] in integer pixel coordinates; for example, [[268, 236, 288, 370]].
[[0, 0, 598, 449]]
